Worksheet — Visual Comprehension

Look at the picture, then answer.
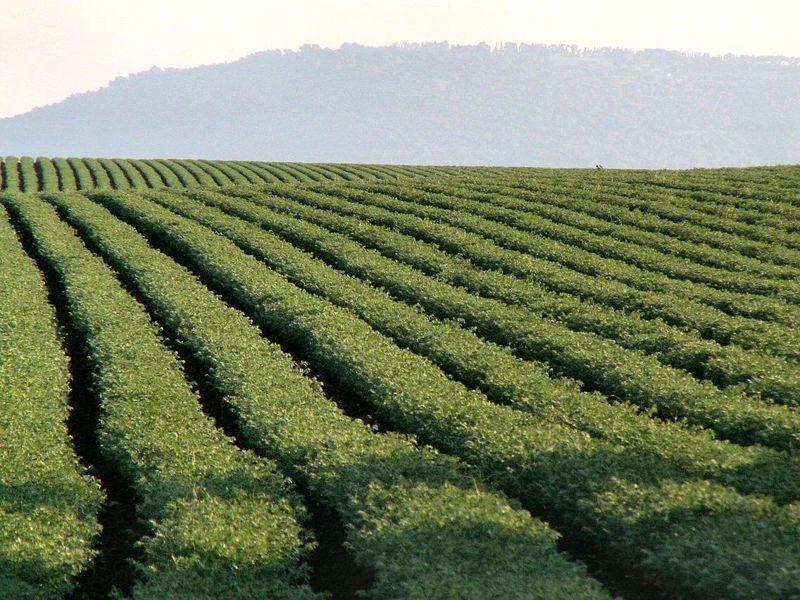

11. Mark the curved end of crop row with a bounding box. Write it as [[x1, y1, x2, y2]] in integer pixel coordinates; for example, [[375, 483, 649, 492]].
[[0, 157, 429, 192]]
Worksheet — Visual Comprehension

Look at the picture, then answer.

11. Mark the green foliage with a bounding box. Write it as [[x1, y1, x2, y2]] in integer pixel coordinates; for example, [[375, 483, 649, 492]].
[[172, 159, 218, 187], [82, 158, 112, 189], [19, 156, 39, 192], [3, 194, 317, 598], [2, 156, 20, 190], [54, 189, 609, 599], [0, 198, 103, 598], [302, 181, 800, 357], [230, 185, 800, 450], [87, 187, 800, 599], [51, 158, 77, 191], [2, 164, 799, 598], [66, 157, 95, 190], [96, 158, 132, 189], [34, 158, 59, 192], [151, 186, 800, 503]]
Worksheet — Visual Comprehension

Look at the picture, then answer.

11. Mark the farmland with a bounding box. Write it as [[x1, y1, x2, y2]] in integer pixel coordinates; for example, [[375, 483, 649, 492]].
[[1, 156, 799, 599]]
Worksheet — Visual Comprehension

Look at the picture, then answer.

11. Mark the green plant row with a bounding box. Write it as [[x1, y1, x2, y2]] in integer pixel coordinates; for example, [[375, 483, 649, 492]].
[[138, 159, 180, 187], [418, 176, 800, 277], [131, 159, 170, 188], [159, 160, 200, 187], [35, 157, 59, 192], [2, 156, 20, 190], [66, 158, 94, 190], [244, 161, 291, 183], [19, 156, 38, 192], [89, 188, 800, 600], [0, 157, 420, 192], [226, 186, 800, 450], [712, 169, 800, 209], [95, 158, 129, 189], [51, 191, 610, 600], [577, 168, 800, 238], [202, 160, 253, 185], [112, 159, 149, 189], [0, 199, 103, 599], [3, 193, 318, 600], [51, 158, 77, 191], [226, 161, 275, 184], [240, 185, 800, 403], [603, 171, 800, 227], [376, 175, 800, 283], [155, 186, 800, 504], [272, 184, 800, 358], [643, 175, 800, 224], [81, 158, 112, 189], [172, 159, 216, 186], [502, 171, 800, 257], [323, 184, 800, 323]]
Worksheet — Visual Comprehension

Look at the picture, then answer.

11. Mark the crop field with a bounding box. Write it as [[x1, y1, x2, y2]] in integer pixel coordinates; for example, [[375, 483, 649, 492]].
[[1, 157, 799, 599]]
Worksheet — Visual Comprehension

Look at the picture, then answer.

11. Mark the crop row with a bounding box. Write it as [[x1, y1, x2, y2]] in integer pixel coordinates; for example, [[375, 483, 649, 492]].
[[241, 186, 800, 404], [272, 184, 800, 359], [415, 175, 800, 276], [48, 190, 609, 599], [3, 194, 318, 599], [0, 157, 421, 192], [185, 186, 800, 449], [86, 188, 800, 599], [368, 177, 800, 289], [323, 183, 800, 323], [502, 171, 800, 253], [643, 175, 800, 223], [0, 200, 102, 599], [148, 186, 800, 503], [585, 172, 800, 232]]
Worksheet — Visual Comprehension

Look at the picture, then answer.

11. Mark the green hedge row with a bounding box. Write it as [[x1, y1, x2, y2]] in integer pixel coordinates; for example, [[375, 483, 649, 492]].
[[89, 188, 800, 599], [0, 158, 420, 192], [112, 159, 149, 189], [125, 160, 164, 188], [51, 158, 77, 192], [96, 158, 130, 189], [475, 169, 800, 258], [52, 190, 610, 599], [413, 177, 800, 279], [66, 158, 94, 190], [640, 175, 800, 224], [324, 183, 800, 324], [274, 184, 800, 359], [225, 187, 800, 450], [35, 158, 59, 192], [173, 159, 216, 186], [226, 186, 800, 405], [4, 194, 318, 599], [2, 156, 20, 190], [19, 156, 38, 193], [0, 199, 102, 599], [470, 172, 800, 269], [202, 160, 252, 185], [81, 158, 112, 189], [225, 161, 271, 184], [153, 186, 800, 504]]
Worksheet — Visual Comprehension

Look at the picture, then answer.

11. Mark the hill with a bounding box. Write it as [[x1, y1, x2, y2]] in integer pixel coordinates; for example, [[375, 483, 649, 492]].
[[1, 43, 799, 167]]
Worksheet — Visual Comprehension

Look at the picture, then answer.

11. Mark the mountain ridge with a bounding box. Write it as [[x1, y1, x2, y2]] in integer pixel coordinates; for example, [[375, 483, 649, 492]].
[[3, 42, 799, 168]]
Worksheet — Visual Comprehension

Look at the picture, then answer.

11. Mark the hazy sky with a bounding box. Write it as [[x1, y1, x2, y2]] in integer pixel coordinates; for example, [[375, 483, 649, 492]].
[[2, 0, 799, 118]]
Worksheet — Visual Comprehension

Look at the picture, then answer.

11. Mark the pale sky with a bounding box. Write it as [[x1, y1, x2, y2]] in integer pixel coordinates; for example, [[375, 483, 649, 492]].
[[2, 0, 799, 118]]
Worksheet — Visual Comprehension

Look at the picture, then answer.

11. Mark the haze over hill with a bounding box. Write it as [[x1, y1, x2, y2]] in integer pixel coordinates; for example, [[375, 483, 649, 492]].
[[2, 43, 799, 168]]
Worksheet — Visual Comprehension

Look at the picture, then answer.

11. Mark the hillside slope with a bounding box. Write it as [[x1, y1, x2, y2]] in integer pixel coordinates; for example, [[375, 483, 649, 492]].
[[1, 43, 799, 167]]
